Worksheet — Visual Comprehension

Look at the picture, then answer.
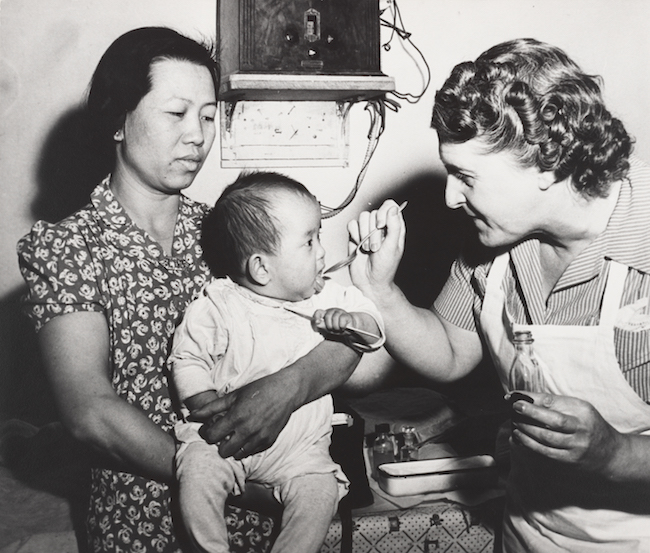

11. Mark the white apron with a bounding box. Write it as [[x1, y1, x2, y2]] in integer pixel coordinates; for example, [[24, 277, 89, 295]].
[[480, 253, 650, 552]]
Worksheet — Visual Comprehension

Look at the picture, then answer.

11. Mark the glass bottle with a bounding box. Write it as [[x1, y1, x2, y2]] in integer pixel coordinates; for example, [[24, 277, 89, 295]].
[[372, 423, 395, 477], [398, 425, 418, 462], [508, 330, 547, 393]]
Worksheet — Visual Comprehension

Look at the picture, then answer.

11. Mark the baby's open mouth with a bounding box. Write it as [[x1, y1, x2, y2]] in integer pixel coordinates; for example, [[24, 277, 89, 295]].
[[314, 271, 325, 293]]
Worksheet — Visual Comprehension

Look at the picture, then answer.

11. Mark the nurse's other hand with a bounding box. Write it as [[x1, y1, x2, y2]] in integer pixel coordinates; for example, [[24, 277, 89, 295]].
[[510, 392, 624, 476], [348, 199, 405, 292]]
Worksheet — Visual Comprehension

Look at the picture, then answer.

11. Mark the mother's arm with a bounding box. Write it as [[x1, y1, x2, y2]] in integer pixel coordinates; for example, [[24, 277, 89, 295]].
[[38, 311, 176, 483], [192, 340, 362, 459]]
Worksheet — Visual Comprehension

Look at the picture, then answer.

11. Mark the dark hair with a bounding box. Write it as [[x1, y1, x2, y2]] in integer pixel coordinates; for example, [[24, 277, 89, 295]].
[[86, 26, 219, 166], [431, 38, 632, 197], [201, 171, 318, 278]]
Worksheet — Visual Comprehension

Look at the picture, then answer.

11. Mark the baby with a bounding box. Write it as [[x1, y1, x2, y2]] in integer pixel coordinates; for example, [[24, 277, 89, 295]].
[[169, 171, 385, 553]]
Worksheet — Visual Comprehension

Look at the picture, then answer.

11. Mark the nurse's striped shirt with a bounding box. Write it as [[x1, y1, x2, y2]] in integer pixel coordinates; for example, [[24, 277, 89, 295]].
[[434, 156, 650, 402]]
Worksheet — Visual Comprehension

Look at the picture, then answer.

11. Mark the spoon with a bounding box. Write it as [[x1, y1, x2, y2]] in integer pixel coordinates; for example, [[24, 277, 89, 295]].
[[323, 200, 408, 275], [282, 305, 381, 340]]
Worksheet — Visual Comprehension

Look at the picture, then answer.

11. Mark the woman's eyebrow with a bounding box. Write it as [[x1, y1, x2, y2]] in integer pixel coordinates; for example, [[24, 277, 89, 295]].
[[444, 163, 472, 176]]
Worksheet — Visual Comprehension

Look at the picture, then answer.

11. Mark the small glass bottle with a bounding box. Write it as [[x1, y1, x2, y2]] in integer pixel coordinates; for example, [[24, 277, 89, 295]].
[[372, 423, 395, 477], [398, 425, 418, 462], [508, 330, 547, 393]]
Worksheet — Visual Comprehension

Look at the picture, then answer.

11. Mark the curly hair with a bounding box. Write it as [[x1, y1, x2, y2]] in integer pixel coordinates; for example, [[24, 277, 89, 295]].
[[201, 171, 317, 278], [431, 38, 633, 197]]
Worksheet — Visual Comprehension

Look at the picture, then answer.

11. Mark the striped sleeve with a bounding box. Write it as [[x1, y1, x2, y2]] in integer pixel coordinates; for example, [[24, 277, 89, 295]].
[[433, 255, 480, 332]]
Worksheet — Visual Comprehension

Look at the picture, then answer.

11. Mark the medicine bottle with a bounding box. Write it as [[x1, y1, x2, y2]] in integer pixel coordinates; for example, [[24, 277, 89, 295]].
[[372, 423, 395, 477], [508, 330, 547, 393], [398, 425, 418, 461]]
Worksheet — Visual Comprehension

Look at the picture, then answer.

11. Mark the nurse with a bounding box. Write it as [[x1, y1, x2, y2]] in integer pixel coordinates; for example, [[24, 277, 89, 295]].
[[350, 38, 650, 551]]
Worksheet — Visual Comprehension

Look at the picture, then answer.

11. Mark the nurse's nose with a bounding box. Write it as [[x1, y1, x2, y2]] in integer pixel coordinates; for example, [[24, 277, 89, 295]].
[[445, 175, 466, 210]]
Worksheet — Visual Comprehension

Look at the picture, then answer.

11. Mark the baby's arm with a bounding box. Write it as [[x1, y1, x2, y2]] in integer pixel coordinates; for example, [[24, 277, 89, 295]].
[[169, 293, 225, 419], [313, 308, 382, 350], [184, 390, 220, 415]]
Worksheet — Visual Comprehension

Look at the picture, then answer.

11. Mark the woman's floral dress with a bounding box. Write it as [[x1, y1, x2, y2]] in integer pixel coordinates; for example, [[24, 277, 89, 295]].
[[17, 178, 275, 553]]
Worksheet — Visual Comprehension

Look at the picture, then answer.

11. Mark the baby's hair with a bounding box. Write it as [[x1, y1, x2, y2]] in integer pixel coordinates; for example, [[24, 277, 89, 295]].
[[201, 171, 317, 277]]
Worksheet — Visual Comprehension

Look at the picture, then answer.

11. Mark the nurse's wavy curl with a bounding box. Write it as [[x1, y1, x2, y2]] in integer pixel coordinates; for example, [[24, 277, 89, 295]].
[[431, 38, 632, 198]]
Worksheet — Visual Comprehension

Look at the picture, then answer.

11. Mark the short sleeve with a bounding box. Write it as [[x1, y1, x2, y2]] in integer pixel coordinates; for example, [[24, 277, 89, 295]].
[[17, 220, 105, 332], [433, 255, 480, 332], [169, 290, 228, 404]]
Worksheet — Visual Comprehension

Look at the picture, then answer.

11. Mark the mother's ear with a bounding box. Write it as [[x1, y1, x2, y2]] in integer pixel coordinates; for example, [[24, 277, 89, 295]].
[[246, 253, 271, 286]]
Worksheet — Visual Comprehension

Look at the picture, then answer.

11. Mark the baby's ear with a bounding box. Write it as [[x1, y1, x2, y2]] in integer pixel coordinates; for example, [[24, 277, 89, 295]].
[[246, 253, 271, 286]]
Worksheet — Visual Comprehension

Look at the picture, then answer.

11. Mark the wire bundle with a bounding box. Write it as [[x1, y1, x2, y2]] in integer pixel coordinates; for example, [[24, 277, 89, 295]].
[[320, 0, 431, 218]]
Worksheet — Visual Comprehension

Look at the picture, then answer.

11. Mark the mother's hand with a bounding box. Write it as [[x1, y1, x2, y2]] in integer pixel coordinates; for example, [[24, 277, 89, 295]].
[[510, 392, 624, 476], [190, 372, 295, 460], [348, 199, 406, 294]]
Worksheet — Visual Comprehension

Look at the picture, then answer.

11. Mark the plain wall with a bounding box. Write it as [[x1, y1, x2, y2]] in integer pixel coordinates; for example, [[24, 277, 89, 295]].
[[1, 0, 649, 420]]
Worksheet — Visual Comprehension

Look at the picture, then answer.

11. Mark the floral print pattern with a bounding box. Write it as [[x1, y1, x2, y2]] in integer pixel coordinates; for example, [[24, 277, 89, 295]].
[[18, 178, 275, 552], [226, 506, 275, 553]]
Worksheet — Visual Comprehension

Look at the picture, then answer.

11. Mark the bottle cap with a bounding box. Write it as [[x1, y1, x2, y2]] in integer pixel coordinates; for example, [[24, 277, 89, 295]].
[[513, 330, 533, 343]]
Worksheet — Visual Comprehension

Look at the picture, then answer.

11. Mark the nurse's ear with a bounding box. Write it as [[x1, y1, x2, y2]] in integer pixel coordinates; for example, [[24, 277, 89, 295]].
[[537, 169, 559, 191], [246, 253, 271, 286]]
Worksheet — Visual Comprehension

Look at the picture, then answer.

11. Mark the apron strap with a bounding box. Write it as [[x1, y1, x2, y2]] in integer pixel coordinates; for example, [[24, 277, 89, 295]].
[[485, 253, 509, 295], [483, 253, 515, 342], [600, 260, 628, 326]]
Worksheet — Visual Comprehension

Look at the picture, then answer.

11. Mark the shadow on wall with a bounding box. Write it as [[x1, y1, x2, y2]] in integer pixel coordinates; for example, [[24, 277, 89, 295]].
[[375, 171, 507, 427], [32, 105, 111, 223], [391, 170, 475, 309], [2, 104, 112, 424]]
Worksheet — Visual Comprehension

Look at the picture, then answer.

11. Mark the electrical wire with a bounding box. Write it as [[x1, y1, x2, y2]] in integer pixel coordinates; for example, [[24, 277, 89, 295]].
[[320, 99, 388, 219], [320, 0, 430, 217], [380, 0, 431, 104]]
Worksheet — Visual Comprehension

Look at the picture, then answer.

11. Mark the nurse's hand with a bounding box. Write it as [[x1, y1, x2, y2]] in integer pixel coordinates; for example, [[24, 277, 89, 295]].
[[348, 200, 406, 294], [509, 392, 624, 477]]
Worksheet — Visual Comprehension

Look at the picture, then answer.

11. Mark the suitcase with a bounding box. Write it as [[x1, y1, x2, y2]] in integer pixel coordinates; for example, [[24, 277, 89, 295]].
[[321, 498, 503, 553]]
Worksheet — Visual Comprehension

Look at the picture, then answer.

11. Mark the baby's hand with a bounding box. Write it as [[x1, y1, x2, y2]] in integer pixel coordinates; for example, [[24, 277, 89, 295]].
[[312, 308, 354, 336], [313, 308, 381, 348]]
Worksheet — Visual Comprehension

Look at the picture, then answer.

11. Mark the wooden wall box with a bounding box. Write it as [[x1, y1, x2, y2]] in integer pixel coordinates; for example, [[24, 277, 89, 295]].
[[217, 0, 395, 101]]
